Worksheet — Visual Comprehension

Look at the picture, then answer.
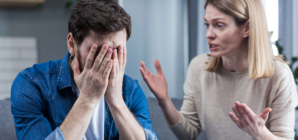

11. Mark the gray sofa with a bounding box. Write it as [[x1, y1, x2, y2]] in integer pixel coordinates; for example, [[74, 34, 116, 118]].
[[0, 98, 204, 140]]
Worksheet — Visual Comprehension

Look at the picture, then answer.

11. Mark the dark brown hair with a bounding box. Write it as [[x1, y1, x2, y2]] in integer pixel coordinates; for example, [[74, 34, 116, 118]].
[[68, 0, 131, 46]]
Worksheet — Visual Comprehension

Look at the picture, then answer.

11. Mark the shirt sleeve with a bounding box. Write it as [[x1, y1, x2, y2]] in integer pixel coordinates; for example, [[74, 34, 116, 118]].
[[168, 63, 201, 140], [11, 72, 65, 140], [267, 65, 298, 140], [130, 80, 158, 140]]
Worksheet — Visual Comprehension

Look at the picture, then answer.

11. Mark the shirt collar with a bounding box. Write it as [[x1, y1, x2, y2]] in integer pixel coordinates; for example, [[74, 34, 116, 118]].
[[57, 52, 76, 92]]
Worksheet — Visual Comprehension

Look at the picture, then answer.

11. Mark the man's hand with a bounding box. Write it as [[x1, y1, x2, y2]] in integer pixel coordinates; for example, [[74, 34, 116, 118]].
[[105, 45, 126, 106], [74, 44, 113, 107]]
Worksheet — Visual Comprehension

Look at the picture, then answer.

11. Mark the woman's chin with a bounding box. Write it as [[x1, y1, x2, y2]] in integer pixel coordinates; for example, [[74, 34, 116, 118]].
[[209, 52, 222, 58]]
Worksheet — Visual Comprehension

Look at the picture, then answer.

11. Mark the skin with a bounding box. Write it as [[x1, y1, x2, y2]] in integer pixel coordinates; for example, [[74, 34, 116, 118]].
[[60, 29, 145, 140], [140, 4, 284, 140]]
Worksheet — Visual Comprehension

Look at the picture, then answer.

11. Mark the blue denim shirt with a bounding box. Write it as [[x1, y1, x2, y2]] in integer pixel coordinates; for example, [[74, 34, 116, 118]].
[[11, 52, 158, 140]]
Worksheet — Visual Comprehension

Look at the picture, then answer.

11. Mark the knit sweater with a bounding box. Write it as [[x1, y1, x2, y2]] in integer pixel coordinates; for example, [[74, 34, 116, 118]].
[[169, 53, 298, 140]]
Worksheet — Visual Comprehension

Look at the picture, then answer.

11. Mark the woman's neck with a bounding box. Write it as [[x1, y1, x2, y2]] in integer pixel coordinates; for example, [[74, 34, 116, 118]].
[[221, 48, 248, 72]]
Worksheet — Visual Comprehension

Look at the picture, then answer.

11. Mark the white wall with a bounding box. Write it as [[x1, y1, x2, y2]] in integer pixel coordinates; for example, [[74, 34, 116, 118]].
[[123, 0, 188, 99], [0, 37, 37, 99]]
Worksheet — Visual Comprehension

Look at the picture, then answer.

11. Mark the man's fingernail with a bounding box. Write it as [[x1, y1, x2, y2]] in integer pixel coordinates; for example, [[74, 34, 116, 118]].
[[103, 45, 108, 50], [93, 45, 97, 49]]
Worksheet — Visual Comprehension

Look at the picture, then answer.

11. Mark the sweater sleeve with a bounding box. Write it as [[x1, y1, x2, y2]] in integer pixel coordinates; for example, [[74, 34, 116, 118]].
[[168, 61, 201, 140], [267, 64, 298, 140]]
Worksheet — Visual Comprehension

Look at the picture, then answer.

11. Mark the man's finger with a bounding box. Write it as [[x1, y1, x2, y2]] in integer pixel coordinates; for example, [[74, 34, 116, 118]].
[[112, 49, 119, 72], [93, 44, 108, 71], [85, 44, 98, 69], [73, 58, 81, 80], [154, 59, 163, 76], [103, 60, 113, 80], [123, 46, 127, 70], [98, 48, 113, 74], [109, 59, 117, 80], [118, 45, 123, 69]]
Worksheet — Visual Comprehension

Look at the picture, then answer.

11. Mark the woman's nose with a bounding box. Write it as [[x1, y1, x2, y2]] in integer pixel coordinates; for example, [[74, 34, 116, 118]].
[[205, 28, 216, 39]]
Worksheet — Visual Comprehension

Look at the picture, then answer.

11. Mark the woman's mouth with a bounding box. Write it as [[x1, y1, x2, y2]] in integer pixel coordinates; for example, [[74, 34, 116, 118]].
[[209, 45, 219, 51]]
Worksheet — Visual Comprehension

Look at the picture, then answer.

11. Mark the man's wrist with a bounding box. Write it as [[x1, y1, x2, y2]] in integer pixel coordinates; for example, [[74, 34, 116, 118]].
[[106, 93, 124, 109], [77, 94, 100, 109]]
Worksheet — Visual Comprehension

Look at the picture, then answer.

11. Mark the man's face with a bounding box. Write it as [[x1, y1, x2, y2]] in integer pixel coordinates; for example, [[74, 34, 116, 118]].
[[75, 29, 127, 71]]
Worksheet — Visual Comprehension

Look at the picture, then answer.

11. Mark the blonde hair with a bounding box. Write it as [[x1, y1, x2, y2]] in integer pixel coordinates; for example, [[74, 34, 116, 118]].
[[204, 0, 286, 79]]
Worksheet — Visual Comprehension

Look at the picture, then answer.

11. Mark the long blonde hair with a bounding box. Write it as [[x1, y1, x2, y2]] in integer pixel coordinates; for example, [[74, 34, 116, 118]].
[[204, 0, 286, 79]]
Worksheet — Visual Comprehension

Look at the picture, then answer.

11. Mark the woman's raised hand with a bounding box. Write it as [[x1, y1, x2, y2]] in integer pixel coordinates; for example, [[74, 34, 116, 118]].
[[139, 59, 168, 102], [229, 101, 272, 139]]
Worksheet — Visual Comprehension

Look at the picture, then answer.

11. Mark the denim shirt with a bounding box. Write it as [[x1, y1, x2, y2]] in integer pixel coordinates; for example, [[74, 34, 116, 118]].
[[11, 52, 158, 140]]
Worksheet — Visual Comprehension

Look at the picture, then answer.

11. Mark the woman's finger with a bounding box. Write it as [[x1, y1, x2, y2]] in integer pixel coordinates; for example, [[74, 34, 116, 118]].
[[140, 61, 149, 75], [139, 67, 149, 82], [232, 106, 241, 119], [261, 108, 272, 121], [154, 59, 164, 76], [235, 102, 248, 127], [229, 112, 241, 128], [242, 103, 256, 123]]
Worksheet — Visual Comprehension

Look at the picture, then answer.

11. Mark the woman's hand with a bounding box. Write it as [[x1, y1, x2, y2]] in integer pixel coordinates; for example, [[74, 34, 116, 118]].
[[229, 101, 272, 139], [139, 59, 168, 103]]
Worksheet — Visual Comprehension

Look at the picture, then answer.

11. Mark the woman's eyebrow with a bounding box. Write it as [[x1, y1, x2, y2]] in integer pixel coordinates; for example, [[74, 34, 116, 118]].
[[204, 17, 226, 22]]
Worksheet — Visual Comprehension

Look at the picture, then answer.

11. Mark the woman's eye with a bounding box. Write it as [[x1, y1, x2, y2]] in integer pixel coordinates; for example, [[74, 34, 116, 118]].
[[217, 24, 223, 28], [204, 23, 209, 28]]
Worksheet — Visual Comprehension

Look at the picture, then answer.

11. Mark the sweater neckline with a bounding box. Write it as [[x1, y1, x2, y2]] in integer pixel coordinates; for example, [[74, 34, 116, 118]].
[[219, 67, 248, 77]]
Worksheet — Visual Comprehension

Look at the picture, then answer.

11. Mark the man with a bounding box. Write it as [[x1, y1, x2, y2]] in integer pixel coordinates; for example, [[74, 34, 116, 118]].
[[11, 0, 158, 140]]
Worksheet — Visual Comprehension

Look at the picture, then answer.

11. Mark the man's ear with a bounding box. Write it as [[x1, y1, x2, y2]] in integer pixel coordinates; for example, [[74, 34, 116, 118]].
[[67, 33, 77, 56], [243, 20, 249, 38]]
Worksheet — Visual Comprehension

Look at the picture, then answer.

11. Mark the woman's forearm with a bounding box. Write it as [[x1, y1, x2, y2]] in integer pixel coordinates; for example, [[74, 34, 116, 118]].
[[253, 126, 286, 140], [158, 95, 180, 125]]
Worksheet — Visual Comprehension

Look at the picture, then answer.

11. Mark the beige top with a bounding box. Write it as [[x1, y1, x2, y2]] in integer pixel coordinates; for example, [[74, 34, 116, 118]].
[[169, 54, 298, 140]]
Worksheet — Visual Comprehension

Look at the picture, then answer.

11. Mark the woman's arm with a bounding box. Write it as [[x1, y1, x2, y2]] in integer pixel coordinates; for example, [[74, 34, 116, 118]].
[[140, 60, 201, 140], [140, 60, 180, 125]]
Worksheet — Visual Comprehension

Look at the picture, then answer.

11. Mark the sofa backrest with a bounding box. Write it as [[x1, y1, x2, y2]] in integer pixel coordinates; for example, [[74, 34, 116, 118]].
[[0, 98, 205, 140], [0, 100, 17, 140]]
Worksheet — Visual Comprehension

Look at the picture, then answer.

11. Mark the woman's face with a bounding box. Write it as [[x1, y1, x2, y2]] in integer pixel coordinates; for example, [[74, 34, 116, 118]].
[[204, 4, 249, 58]]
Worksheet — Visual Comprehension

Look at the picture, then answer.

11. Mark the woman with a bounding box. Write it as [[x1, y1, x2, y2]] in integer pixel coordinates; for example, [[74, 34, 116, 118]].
[[139, 0, 298, 139]]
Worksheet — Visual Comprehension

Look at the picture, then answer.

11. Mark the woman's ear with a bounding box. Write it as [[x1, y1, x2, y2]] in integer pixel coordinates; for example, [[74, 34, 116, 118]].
[[243, 20, 250, 38], [67, 33, 77, 56]]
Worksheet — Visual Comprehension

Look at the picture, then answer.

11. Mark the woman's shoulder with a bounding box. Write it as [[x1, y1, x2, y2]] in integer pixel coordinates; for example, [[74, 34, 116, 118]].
[[189, 53, 210, 69], [272, 60, 293, 81]]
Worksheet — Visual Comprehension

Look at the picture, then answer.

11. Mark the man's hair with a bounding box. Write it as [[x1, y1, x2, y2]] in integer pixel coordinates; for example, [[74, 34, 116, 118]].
[[68, 0, 131, 46]]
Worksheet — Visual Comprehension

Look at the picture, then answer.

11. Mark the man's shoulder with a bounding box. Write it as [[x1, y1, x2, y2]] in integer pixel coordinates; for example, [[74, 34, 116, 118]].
[[15, 59, 63, 84], [122, 74, 144, 98]]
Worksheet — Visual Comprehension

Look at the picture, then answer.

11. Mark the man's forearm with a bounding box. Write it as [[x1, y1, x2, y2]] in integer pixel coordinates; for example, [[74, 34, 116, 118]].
[[108, 98, 146, 140], [60, 96, 96, 140]]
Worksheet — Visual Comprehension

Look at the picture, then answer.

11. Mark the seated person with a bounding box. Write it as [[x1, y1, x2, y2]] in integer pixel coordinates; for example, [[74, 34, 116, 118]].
[[11, 0, 157, 140]]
